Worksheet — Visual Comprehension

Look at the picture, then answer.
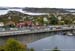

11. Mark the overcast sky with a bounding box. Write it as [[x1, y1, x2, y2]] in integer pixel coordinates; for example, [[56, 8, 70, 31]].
[[0, 0, 75, 8]]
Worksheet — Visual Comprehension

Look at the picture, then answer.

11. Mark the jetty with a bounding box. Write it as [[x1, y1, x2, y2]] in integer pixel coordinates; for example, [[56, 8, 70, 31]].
[[0, 25, 74, 36]]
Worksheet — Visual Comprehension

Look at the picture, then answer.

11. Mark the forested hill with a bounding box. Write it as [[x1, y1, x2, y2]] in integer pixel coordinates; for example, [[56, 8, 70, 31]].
[[0, 7, 8, 10], [23, 8, 70, 13], [0, 7, 75, 13]]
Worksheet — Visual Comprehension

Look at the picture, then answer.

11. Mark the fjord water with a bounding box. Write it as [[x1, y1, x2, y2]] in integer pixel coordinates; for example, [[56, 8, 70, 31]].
[[28, 35, 75, 51], [0, 32, 75, 51]]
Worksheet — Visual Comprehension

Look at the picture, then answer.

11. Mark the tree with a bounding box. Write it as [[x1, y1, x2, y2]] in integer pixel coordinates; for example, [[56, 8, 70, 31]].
[[63, 18, 72, 25], [4, 38, 27, 51], [0, 46, 5, 51], [52, 47, 60, 51], [59, 21, 65, 25], [49, 15, 58, 25], [36, 17, 44, 25], [62, 14, 73, 25], [30, 48, 34, 51]]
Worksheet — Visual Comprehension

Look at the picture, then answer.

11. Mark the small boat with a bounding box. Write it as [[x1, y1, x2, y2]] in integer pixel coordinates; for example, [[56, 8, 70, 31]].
[[66, 32, 73, 36], [72, 31, 75, 35], [63, 32, 73, 36]]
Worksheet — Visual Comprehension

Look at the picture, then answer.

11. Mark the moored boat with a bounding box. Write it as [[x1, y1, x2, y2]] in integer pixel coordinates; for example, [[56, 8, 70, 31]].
[[63, 32, 73, 36]]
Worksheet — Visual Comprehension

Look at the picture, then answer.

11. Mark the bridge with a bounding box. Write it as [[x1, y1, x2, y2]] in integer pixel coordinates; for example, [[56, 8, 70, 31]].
[[0, 25, 75, 45]]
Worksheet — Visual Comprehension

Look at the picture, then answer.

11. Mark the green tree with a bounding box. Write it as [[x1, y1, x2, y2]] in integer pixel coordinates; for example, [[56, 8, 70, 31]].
[[59, 21, 65, 25], [62, 14, 73, 25], [30, 48, 34, 51], [52, 47, 60, 51], [63, 18, 72, 24], [0, 46, 5, 51], [4, 38, 27, 51], [50, 15, 58, 25], [36, 17, 44, 25]]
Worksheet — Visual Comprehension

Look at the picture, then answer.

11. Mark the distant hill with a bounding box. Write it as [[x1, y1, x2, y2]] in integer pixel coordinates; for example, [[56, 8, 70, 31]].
[[0, 7, 8, 10], [0, 11, 28, 17], [7, 7, 23, 9], [0, 7, 75, 13], [23, 7, 70, 13], [0, 7, 23, 10], [0, 11, 28, 23]]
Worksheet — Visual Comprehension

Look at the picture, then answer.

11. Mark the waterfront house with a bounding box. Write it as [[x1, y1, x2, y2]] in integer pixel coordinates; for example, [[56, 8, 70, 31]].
[[26, 21, 33, 27], [73, 21, 75, 24], [16, 21, 33, 28], [34, 21, 40, 26], [57, 16, 62, 21], [5, 21, 15, 27], [16, 22, 25, 28], [0, 22, 4, 27]]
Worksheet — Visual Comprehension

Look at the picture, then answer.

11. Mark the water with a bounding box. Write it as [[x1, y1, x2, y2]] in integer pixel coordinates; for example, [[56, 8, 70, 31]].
[[0, 10, 8, 15], [0, 32, 75, 51], [66, 10, 75, 12], [28, 35, 75, 51], [0, 32, 54, 45]]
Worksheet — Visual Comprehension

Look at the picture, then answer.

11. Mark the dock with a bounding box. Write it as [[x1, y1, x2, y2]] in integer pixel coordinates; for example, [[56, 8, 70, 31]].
[[0, 25, 74, 36]]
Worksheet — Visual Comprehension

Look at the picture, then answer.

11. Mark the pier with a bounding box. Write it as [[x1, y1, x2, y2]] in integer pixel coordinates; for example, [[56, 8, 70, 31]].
[[0, 25, 74, 36]]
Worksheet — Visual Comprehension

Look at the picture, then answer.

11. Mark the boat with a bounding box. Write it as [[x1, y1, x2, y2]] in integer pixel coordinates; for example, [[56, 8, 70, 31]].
[[72, 31, 75, 36], [63, 32, 73, 36], [66, 32, 73, 36]]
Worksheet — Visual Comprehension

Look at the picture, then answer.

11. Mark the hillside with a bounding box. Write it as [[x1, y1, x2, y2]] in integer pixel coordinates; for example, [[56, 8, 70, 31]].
[[23, 7, 70, 13]]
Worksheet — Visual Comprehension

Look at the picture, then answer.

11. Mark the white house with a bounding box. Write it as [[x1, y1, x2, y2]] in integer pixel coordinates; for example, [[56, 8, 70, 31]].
[[58, 16, 62, 21], [43, 17, 48, 22], [0, 22, 4, 27]]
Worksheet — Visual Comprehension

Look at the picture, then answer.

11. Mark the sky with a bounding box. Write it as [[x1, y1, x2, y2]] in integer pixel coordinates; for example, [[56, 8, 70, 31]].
[[0, 0, 75, 8]]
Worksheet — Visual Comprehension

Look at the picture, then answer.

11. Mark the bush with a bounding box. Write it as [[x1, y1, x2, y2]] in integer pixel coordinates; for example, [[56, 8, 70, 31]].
[[30, 48, 34, 51], [0, 46, 5, 51], [4, 38, 27, 51], [52, 47, 60, 51]]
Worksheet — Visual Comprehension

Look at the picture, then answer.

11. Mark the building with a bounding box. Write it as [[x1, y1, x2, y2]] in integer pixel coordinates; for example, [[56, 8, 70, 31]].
[[5, 21, 15, 27], [16, 21, 33, 28], [0, 22, 4, 27]]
